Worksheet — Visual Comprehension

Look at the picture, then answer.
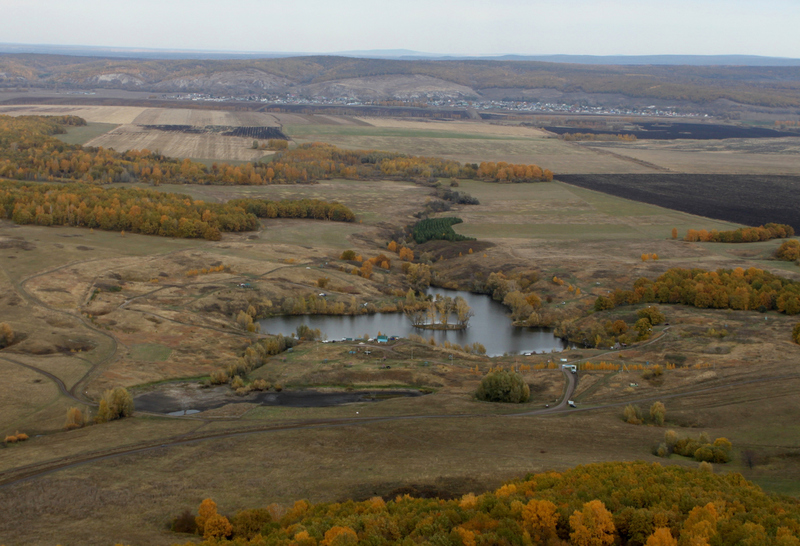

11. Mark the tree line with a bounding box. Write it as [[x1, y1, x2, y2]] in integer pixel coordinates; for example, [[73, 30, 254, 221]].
[[0, 180, 258, 239], [682, 223, 794, 243], [171, 461, 800, 545], [227, 198, 355, 222], [0, 181, 357, 240], [0, 115, 554, 187], [264, 144, 553, 184], [594, 267, 800, 315]]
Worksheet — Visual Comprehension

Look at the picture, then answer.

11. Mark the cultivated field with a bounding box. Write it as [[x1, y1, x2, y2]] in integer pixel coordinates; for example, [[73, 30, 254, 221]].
[[1, 105, 287, 160], [285, 119, 658, 174], [558, 174, 800, 231], [85, 124, 271, 161]]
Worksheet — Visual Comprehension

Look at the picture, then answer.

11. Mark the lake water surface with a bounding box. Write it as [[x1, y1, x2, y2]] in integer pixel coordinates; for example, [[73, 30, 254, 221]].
[[259, 287, 571, 357]]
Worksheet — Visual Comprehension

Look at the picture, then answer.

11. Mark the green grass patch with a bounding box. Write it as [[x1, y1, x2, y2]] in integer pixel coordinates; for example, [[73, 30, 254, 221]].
[[750, 476, 800, 497], [412, 217, 474, 243], [56, 123, 119, 145], [129, 344, 173, 362], [262, 221, 366, 249]]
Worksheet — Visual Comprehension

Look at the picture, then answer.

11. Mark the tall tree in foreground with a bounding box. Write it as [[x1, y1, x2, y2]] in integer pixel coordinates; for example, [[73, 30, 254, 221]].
[[570, 500, 616, 546]]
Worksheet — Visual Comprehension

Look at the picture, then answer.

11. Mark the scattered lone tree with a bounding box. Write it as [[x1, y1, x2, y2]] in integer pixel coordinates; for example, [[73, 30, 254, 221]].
[[64, 407, 84, 430], [0, 322, 14, 348], [650, 401, 666, 426], [624, 404, 643, 425]]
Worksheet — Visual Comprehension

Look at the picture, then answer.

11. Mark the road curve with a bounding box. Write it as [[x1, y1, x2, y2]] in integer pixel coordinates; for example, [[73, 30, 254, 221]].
[[0, 355, 91, 406]]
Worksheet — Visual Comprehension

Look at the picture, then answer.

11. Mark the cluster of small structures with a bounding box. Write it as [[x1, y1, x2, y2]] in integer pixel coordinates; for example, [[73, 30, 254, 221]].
[[158, 92, 699, 117]]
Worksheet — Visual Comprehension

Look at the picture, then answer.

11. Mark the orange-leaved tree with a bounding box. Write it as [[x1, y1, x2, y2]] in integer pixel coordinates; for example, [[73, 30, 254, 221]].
[[680, 503, 718, 546], [521, 498, 559, 543], [204, 513, 233, 540], [64, 407, 84, 430], [569, 499, 616, 546], [646, 527, 678, 546], [196, 498, 219, 536], [321, 525, 358, 546]]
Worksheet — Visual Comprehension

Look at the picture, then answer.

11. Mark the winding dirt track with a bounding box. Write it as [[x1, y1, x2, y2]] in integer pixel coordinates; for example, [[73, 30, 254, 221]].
[[0, 355, 86, 404], [4, 368, 798, 489]]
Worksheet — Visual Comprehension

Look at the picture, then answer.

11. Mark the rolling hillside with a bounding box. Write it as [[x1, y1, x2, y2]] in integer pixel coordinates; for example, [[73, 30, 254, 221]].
[[2, 54, 800, 108]]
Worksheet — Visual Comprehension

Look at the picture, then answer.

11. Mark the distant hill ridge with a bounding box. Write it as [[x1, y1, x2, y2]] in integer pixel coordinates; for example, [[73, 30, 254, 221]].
[[2, 44, 799, 66], [2, 50, 800, 108]]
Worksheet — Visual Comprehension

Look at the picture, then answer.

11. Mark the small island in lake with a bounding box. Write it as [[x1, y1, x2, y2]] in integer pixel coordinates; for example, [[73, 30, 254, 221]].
[[405, 294, 474, 330]]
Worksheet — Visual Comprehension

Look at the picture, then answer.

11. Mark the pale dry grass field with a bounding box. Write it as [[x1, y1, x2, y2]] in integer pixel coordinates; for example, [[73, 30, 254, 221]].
[[581, 138, 800, 174], [0, 360, 64, 433], [131, 108, 280, 127], [453, 180, 742, 243], [287, 125, 657, 174], [271, 113, 368, 126], [0, 105, 147, 124], [357, 117, 550, 138]]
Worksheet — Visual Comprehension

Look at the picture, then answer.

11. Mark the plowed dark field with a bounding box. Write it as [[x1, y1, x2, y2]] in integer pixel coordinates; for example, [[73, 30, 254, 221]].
[[544, 122, 798, 140], [558, 174, 800, 231]]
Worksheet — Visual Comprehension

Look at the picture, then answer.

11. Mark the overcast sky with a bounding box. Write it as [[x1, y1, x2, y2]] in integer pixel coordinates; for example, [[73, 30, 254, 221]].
[[3, 0, 799, 57]]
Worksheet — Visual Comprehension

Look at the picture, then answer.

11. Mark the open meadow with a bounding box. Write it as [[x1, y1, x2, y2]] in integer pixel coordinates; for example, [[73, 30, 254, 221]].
[[1, 105, 800, 544], [579, 137, 800, 175]]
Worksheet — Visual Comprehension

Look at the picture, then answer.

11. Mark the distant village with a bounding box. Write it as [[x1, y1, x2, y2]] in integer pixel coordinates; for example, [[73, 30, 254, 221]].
[[159, 91, 702, 118]]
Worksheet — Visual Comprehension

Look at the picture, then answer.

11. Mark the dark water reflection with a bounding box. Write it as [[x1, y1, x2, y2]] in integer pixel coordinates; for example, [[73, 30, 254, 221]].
[[258, 287, 571, 357]]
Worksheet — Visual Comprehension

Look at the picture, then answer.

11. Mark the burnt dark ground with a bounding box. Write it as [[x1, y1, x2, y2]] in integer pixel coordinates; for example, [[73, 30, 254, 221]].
[[134, 388, 425, 413], [558, 174, 800, 232], [141, 125, 288, 139]]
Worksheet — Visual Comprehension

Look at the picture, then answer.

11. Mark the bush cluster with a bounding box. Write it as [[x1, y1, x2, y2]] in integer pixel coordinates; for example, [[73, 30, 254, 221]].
[[657, 430, 733, 463], [776, 239, 800, 262], [623, 401, 665, 425], [209, 335, 296, 387], [95, 387, 134, 423], [475, 369, 530, 403]]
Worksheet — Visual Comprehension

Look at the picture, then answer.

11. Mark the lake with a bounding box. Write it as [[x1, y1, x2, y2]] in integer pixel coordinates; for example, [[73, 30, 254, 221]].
[[259, 287, 571, 357]]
